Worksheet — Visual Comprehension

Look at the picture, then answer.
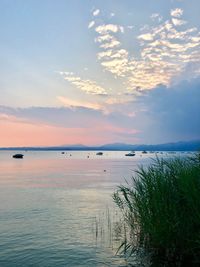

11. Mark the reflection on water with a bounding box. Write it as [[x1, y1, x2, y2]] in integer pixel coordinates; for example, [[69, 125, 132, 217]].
[[0, 151, 191, 266]]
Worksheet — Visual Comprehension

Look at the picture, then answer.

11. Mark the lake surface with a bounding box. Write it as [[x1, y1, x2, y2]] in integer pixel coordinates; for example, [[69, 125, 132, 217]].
[[0, 150, 191, 267]]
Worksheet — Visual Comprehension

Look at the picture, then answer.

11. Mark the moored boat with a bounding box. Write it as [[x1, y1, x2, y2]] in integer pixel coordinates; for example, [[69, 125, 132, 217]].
[[142, 150, 148, 154], [125, 152, 135, 156], [12, 154, 24, 159]]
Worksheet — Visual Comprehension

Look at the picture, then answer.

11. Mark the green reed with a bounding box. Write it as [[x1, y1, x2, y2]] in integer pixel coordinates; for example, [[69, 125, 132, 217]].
[[113, 153, 200, 266]]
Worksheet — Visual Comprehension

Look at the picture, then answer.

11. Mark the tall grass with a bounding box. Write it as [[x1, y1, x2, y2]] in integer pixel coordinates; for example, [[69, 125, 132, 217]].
[[113, 153, 200, 266]]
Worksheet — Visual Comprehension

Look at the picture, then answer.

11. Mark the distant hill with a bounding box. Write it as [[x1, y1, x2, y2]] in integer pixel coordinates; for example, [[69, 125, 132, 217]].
[[60, 144, 88, 148], [99, 140, 200, 151], [0, 140, 200, 151]]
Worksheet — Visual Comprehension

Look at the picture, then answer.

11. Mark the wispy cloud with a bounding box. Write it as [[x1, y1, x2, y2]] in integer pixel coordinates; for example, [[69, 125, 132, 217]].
[[57, 96, 102, 110], [150, 13, 163, 22], [93, 9, 100, 16], [88, 20, 95, 29], [0, 113, 27, 124], [127, 25, 134, 30], [172, 18, 186, 26], [60, 72, 108, 95]]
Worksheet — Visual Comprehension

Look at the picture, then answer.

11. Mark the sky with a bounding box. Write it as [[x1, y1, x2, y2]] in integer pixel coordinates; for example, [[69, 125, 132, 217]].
[[0, 0, 200, 146]]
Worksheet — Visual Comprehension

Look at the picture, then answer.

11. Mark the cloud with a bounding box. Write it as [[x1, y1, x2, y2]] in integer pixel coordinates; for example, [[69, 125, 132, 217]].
[[127, 25, 134, 30], [93, 9, 100, 16], [94, 23, 128, 77], [171, 8, 183, 18], [0, 105, 140, 145], [58, 6, 200, 117], [91, 8, 200, 93], [57, 96, 102, 110], [60, 72, 108, 95], [172, 18, 186, 26], [100, 39, 120, 49], [95, 33, 113, 43], [1, 78, 199, 145], [133, 78, 200, 142], [150, 13, 163, 22], [88, 21, 95, 29], [0, 105, 103, 129], [97, 49, 128, 60], [1, 117, 130, 147], [0, 112, 27, 124], [138, 33, 154, 41], [95, 24, 124, 34]]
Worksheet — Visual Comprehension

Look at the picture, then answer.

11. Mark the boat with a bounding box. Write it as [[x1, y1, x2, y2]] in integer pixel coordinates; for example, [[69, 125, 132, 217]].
[[12, 154, 24, 159], [125, 152, 135, 156], [142, 150, 148, 154], [96, 152, 103, 156]]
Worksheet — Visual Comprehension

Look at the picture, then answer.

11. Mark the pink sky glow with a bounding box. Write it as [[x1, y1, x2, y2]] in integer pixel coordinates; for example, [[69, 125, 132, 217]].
[[0, 115, 139, 147]]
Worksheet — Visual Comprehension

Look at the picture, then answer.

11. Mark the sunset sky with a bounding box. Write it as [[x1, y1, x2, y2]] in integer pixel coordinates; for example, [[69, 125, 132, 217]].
[[0, 0, 200, 146]]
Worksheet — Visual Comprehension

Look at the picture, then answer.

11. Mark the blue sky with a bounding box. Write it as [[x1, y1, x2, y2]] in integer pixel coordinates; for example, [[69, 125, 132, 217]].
[[0, 0, 200, 146]]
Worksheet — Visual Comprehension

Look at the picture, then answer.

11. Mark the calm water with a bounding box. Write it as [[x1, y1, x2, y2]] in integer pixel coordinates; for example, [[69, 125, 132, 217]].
[[0, 150, 190, 267]]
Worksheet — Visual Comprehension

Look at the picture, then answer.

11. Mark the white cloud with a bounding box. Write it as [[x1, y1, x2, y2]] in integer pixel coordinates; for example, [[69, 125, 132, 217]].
[[93, 9, 100, 16], [100, 39, 121, 49], [92, 9, 200, 92], [94, 24, 124, 54], [98, 49, 128, 60], [172, 18, 187, 26], [95, 34, 113, 43], [88, 21, 95, 29], [95, 24, 123, 34], [138, 33, 154, 41], [171, 8, 183, 18], [60, 72, 108, 95], [61, 7, 200, 106]]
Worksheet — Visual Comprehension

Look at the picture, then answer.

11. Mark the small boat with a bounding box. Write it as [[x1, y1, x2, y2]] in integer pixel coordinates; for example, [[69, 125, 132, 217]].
[[13, 154, 24, 159], [142, 151, 148, 154], [96, 152, 103, 156], [125, 152, 135, 156]]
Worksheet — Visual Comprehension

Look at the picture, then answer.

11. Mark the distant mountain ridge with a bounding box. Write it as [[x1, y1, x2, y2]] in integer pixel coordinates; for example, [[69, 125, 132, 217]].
[[99, 140, 200, 151], [0, 140, 200, 151]]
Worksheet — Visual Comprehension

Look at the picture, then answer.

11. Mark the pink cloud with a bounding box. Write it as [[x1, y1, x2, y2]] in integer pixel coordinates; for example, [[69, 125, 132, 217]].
[[0, 113, 139, 147]]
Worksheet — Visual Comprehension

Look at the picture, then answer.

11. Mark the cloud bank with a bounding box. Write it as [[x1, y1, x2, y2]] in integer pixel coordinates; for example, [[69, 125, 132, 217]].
[[1, 78, 199, 145]]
